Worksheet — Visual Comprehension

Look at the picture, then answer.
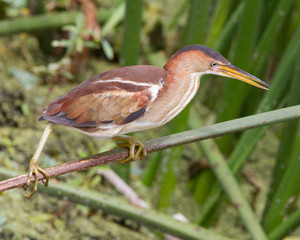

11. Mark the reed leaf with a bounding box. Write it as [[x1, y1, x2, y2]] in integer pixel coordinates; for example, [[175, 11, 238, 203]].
[[263, 142, 300, 234], [206, 0, 232, 45], [261, 49, 300, 233], [3, 105, 300, 239], [141, 151, 162, 187], [196, 128, 268, 240], [120, 0, 143, 66], [251, 0, 294, 75], [113, 0, 143, 181], [183, 0, 211, 45], [0, 9, 110, 35], [268, 207, 300, 240], [197, 21, 300, 225], [0, 169, 234, 240], [216, 0, 263, 153], [156, 0, 212, 210], [228, 19, 300, 175], [212, 1, 244, 52]]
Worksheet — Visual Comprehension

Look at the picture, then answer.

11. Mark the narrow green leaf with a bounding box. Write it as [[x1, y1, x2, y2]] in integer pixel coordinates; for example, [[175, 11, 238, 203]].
[[212, 1, 245, 52], [0, 169, 235, 240], [168, 0, 191, 30], [262, 144, 300, 233], [229, 21, 300, 172], [262, 49, 300, 233], [101, 1, 126, 37], [113, 0, 143, 181], [0, 9, 110, 35], [141, 151, 162, 187], [198, 131, 268, 240], [241, 0, 294, 116], [216, 0, 263, 153], [156, 107, 190, 210], [200, 1, 245, 87], [206, 0, 232, 45], [268, 207, 300, 240], [156, 146, 182, 210], [101, 39, 114, 60], [252, 0, 294, 75], [142, 53, 167, 187], [183, 0, 211, 45], [197, 22, 300, 227], [156, 0, 212, 210], [264, 55, 300, 204], [120, 0, 143, 66], [192, 169, 215, 205]]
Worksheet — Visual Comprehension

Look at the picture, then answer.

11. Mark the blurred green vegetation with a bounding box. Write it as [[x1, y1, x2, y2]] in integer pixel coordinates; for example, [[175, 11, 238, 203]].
[[0, 0, 300, 239]]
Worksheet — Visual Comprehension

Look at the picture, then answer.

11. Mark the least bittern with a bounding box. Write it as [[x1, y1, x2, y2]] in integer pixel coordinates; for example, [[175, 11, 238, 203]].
[[23, 45, 269, 198]]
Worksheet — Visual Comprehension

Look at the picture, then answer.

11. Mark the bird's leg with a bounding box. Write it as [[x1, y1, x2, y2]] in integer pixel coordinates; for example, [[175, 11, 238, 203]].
[[23, 122, 56, 198], [112, 135, 147, 164]]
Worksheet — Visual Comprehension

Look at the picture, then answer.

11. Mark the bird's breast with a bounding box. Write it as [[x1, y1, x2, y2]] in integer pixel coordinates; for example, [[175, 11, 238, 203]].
[[120, 72, 201, 134]]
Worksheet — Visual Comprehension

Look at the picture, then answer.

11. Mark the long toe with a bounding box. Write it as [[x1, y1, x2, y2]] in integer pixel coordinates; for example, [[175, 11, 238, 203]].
[[140, 148, 147, 159], [133, 140, 147, 160], [113, 135, 147, 164], [38, 167, 49, 187], [23, 161, 49, 198]]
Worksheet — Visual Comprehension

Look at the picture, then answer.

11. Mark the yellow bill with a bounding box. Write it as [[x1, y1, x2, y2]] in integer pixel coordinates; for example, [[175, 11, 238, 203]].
[[218, 64, 270, 90]]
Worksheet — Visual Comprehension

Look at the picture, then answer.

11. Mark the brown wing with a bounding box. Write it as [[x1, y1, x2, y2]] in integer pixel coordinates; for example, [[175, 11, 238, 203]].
[[41, 65, 167, 127]]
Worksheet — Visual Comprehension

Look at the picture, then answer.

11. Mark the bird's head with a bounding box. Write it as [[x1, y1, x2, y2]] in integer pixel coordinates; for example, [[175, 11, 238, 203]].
[[163, 45, 270, 90]]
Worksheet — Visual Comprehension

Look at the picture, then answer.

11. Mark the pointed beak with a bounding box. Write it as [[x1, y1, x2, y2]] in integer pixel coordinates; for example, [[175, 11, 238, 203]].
[[217, 64, 270, 90]]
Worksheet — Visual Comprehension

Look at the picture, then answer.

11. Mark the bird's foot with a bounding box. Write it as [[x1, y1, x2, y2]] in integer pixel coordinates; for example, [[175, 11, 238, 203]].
[[113, 135, 147, 164], [23, 158, 49, 199]]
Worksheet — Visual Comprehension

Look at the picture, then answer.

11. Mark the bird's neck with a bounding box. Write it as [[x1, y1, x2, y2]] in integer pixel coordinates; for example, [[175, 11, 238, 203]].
[[149, 69, 201, 126], [163, 50, 204, 76]]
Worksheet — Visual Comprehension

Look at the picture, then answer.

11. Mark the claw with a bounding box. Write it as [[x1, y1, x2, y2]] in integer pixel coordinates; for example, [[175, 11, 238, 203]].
[[23, 122, 55, 198], [113, 135, 147, 164], [23, 158, 49, 199]]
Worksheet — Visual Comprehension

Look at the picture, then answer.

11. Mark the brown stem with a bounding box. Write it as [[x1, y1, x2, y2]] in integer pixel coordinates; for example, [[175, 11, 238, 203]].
[[0, 131, 201, 192], [1, 104, 299, 193], [0, 127, 205, 192], [0, 148, 128, 192], [0, 132, 172, 192]]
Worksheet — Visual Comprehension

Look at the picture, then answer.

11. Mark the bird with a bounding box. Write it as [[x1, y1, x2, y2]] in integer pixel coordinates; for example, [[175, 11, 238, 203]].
[[23, 44, 270, 198]]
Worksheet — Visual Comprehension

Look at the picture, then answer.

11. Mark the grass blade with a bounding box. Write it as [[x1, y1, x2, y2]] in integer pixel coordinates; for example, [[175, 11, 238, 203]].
[[252, 0, 294, 75], [263, 51, 300, 211], [196, 21, 300, 225], [212, 1, 245, 52], [206, 0, 233, 46], [1, 106, 300, 193], [261, 52, 300, 233], [228, 21, 300, 172], [156, 0, 212, 210], [113, 0, 143, 181], [268, 207, 300, 240], [216, 0, 263, 153], [0, 169, 235, 240], [262, 143, 300, 233], [198, 132, 268, 240], [101, 1, 126, 37], [183, 0, 211, 45], [120, 0, 143, 66], [168, 0, 191, 30], [141, 152, 162, 187]]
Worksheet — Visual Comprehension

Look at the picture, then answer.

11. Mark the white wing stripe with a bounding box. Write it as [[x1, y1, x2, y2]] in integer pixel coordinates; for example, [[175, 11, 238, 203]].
[[94, 78, 156, 87], [94, 77, 164, 102], [149, 84, 160, 101]]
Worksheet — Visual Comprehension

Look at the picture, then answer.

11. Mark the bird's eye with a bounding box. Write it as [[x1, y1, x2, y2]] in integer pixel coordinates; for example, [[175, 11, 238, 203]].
[[211, 61, 218, 67]]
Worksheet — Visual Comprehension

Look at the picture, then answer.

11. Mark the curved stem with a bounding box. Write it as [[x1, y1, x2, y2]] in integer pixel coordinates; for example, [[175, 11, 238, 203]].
[[0, 105, 300, 192]]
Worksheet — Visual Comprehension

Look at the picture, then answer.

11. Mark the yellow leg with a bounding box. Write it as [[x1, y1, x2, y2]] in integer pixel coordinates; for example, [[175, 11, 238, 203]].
[[23, 122, 56, 198], [112, 135, 147, 164]]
